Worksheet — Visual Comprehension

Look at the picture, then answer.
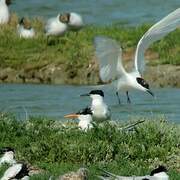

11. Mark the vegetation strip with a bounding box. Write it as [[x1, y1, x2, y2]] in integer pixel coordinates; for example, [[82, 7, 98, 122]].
[[0, 114, 179, 179]]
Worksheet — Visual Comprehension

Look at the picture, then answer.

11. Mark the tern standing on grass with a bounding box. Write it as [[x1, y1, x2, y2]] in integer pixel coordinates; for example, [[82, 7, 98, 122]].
[[45, 13, 68, 36], [94, 8, 180, 104]]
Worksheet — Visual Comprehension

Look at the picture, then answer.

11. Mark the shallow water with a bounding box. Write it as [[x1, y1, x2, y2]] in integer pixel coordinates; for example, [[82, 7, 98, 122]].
[[11, 0, 180, 26], [0, 84, 179, 123]]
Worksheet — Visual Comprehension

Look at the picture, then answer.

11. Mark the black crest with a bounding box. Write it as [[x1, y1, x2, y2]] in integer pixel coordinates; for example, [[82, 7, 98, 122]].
[[19, 17, 25, 25], [77, 107, 92, 115], [15, 163, 29, 179], [6, 0, 12, 6], [136, 77, 149, 89], [0, 147, 15, 154], [150, 165, 167, 176], [89, 90, 104, 97]]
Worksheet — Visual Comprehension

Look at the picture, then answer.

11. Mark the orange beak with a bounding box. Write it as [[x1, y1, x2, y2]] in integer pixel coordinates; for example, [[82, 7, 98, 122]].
[[64, 113, 79, 119]]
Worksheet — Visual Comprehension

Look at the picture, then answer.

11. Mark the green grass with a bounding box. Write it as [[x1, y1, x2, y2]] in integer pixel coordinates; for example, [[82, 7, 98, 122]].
[[0, 114, 179, 179], [0, 15, 180, 73]]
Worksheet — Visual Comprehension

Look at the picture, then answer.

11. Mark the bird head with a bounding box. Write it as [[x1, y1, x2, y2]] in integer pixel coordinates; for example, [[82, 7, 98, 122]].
[[136, 77, 154, 97], [0, 147, 15, 155], [80, 90, 104, 100], [150, 165, 168, 176], [5, 0, 12, 6], [19, 17, 32, 29], [59, 13, 70, 23]]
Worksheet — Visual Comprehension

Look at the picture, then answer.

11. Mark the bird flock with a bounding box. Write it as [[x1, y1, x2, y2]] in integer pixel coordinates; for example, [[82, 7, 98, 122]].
[[0, 0, 83, 39], [0, 0, 180, 179]]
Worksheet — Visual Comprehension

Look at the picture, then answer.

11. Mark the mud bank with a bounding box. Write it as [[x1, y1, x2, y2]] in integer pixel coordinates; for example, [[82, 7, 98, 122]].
[[0, 62, 180, 88]]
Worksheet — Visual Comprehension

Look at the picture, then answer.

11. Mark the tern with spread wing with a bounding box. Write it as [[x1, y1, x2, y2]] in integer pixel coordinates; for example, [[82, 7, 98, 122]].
[[94, 8, 180, 104]]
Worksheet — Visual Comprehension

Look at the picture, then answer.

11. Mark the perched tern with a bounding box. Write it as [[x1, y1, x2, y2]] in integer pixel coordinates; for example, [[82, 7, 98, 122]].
[[17, 17, 35, 38], [0, 0, 11, 24], [45, 13, 68, 36], [60, 12, 84, 31], [94, 8, 180, 104], [80, 90, 111, 122], [1, 163, 30, 180], [98, 165, 169, 180], [0, 147, 16, 166], [64, 107, 93, 131]]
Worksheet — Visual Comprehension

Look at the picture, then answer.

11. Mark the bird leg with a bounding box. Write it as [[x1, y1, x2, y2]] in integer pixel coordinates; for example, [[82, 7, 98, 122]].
[[126, 91, 131, 103], [116, 92, 121, 104]]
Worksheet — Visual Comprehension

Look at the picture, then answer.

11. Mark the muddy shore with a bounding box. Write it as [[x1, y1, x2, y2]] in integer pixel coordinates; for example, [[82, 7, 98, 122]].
[[0, 60, 180, 88]]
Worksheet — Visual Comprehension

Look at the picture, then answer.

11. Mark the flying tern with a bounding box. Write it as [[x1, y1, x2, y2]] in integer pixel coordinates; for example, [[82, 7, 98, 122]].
[[94, 8, 180, 104], [80, 90, 111, 122]]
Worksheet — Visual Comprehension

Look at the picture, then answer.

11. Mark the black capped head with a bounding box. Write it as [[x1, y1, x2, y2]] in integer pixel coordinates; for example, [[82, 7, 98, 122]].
[[0, 147, 15, 154], [15, 163, 29, 179], [19, 17, 25, 25], [77, 107, 92, 115], [6, 0, 12, 6], [89, 90, 104, 97], [19, 17, 32, 29], [136, 77, 149, 89], [150, 165, 167, 176], [59, 13, 70, 23]]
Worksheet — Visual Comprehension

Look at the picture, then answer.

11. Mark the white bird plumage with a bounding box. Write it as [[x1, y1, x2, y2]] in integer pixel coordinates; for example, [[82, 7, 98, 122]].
[[67, 12, 83, 30], [94, 8, 180, 103], [45, 14, 68, 36], [1, 163, 29, 180], [0, 0, 11, 24], [80, 90, 111, 122], [64, 107, 93, 131], [17, 18, 35, 39], [0, 147, 16, 166]]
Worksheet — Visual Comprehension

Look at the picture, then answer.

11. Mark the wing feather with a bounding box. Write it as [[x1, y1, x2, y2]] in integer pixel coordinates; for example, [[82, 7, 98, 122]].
[[135, 8, 180, 75], [94, 36, 126, 82]]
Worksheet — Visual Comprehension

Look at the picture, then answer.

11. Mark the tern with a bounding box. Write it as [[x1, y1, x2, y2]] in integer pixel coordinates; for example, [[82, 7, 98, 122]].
[[45, 13, 68, 36], [80, 90, 111, 122], [64, 107, 93, 131], [98, 165, 169, 180], [94, 8, 180, 104], [0, 147, 16, 166], [17, 17, 35, 39], [1, 163, 30, 180], [0, 0, 11, 24], [60, 12, 84, 31]]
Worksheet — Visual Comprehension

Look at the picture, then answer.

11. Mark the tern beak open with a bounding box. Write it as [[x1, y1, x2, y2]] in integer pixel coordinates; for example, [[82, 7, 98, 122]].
[[64, 114, 79, 119], [80, 93, 89, 97], [147, 89, 154, 97]]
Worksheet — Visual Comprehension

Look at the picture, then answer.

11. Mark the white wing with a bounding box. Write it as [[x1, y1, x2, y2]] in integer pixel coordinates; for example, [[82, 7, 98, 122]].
[[1, 163, 22, 180], [135, 8, 180, 75], [94, 36, 127, 82]]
